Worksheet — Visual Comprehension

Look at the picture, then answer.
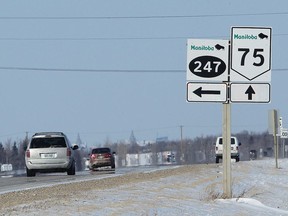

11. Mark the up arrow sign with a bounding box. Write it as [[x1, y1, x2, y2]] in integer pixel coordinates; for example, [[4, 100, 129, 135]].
[[230, 83, 270, 103], [245, 85, 255, 100]]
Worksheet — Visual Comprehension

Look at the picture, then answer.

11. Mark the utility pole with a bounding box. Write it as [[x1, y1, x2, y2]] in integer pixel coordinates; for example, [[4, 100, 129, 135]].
[[180, 125, 184, 163]]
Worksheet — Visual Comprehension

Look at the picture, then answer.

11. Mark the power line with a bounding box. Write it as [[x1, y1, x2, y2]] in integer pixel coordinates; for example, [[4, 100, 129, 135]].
[[0, 35, 286, 41], [0, 36, 191, 41], [0, 66, 184, 73], [0, 34, 287, 41], [0, 66, 287, 73], [0, 12, 287, 20]]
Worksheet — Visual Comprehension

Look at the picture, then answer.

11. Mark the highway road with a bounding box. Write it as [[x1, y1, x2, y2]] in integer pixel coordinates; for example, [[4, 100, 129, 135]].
[[0, 166, 174, 195]]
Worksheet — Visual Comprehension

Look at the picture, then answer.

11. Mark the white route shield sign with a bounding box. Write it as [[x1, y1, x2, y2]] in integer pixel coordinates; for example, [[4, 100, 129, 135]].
[[230, 27, 272, 82]]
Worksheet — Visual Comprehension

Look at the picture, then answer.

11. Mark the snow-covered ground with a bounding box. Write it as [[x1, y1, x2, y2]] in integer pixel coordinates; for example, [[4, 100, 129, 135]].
[[1, 158, 288, 216]]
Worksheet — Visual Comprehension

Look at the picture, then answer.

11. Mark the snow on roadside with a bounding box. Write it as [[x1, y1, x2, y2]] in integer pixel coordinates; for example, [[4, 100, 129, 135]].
[[1, 158, 288, 216], [218, 198, 288, 215]]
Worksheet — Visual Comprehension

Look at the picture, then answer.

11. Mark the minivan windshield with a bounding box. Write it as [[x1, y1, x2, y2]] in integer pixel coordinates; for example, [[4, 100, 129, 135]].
[[219, 138, 235, 145], [30, 137, 66, 148]]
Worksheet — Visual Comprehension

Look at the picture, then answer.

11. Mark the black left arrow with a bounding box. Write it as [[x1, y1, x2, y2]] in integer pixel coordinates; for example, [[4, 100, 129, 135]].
[[193, 87, 221, 97], [245, 85, 255, 100]]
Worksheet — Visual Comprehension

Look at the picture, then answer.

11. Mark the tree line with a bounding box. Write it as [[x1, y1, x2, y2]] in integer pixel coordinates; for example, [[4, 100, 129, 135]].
[[0, 130, 276, 171], [106, 130, 275, 165]]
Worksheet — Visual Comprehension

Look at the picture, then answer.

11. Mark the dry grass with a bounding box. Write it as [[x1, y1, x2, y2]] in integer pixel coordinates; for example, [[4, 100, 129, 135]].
[[201, 184, 254, 201]]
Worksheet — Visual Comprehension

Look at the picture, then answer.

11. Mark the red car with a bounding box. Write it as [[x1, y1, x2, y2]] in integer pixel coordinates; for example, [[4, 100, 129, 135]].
[[89, 147, 115, 171]]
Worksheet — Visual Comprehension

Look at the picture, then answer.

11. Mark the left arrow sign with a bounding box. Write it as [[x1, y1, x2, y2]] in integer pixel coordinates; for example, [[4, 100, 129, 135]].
[[187, 82, 227, 103], [193, 87, 221, 97]]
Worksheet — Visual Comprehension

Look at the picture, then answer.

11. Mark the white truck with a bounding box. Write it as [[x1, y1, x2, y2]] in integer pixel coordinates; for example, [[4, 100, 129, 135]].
[[215, 136, 241, 163]]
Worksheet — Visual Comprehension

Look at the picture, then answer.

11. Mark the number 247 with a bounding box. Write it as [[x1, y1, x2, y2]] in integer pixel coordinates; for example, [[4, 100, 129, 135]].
[[238, 48, 264, 67]]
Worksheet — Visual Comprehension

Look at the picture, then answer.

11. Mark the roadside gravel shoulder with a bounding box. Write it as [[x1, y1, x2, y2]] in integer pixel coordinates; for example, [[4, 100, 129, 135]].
[[0, 164, 211, 215]]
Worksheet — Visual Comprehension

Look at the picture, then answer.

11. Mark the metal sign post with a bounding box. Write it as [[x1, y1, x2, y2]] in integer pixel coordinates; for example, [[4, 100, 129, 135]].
[[269, 109, 279, 168], [223, 102, 231, 198]]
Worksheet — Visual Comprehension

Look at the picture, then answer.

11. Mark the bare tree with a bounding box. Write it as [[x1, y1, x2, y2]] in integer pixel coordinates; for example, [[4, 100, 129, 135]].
[[4, 139, 12, 164], [0, 142, 5, 164], [116, 142, 128, 167]]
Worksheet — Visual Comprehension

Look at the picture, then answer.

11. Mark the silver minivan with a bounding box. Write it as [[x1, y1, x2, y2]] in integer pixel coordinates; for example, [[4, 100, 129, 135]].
[[25, 132, 78, 177]]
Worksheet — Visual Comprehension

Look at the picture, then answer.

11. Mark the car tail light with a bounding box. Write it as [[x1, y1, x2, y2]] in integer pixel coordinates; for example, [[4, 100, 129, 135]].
[[104, 153, 112, 158], [67, 148, 72, 157], [26, 150, 30, 158], [216, 147, 218, 151], [91, 154, 96, 159]]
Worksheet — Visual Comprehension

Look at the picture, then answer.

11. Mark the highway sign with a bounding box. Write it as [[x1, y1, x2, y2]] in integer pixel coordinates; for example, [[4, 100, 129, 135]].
[[230, 27, 272, 82], [230, 83, 270, 103], [280, 128, 288, 139], [279, 117, 283, 129], [187, 39, 229, 82], [187, 82, 227, 102]]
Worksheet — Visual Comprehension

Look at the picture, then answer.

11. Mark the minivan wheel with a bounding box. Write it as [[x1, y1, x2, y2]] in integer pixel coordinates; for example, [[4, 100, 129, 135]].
[[26, 167, 36, 177], [67, 162, 76, 175], [215, 157, 220, 164]]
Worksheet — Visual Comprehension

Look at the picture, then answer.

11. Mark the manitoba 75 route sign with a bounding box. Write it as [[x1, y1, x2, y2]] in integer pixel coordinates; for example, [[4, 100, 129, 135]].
[[230, 27, 272, 82]]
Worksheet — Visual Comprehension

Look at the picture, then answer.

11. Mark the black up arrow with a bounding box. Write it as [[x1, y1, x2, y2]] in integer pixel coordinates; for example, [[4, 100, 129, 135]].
[[193, 87, 220, 97], [245, 85, 255, 100]]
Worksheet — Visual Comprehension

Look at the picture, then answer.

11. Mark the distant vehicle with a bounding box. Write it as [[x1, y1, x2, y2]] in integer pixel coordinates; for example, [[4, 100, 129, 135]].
[[89, 147, 115, 171], [215, 136, 241, 163], [84, 158, 90, 171], [167, 153, 176, 163], [25, 132, 79, 177], [249, 150, 257, 160]]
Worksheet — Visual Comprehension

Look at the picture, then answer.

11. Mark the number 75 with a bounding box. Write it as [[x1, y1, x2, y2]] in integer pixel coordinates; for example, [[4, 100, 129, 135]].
[[238, 48, 264, 67]]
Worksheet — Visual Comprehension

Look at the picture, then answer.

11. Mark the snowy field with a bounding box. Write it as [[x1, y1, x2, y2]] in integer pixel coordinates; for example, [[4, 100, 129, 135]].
[[73, 158, 288, 216], [1, 158, 288, 216]]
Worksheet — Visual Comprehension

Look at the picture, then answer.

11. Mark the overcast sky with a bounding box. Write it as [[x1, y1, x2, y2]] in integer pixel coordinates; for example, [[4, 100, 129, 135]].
[[0, 0, 287, 146]]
